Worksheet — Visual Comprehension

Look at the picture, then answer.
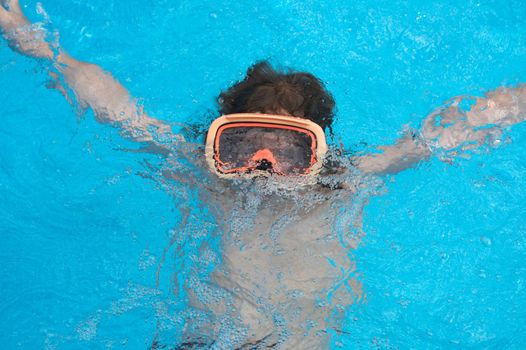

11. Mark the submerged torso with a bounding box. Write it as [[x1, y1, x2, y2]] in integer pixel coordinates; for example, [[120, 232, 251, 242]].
[[185, 176, 368, 349]]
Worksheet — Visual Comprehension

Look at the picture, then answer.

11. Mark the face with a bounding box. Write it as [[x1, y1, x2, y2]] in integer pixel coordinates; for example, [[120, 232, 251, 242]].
[[207, 112, 327, 178]]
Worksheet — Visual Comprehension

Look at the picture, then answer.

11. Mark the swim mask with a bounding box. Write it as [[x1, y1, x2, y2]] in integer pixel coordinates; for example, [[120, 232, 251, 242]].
[[205, 113, 328, 178]]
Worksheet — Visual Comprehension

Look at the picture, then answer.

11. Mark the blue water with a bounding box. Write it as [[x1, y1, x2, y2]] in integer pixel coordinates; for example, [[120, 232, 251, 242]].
[[1, 0, 526, 348]]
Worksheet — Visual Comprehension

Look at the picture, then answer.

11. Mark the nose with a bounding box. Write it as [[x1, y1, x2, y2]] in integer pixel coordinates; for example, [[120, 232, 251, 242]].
[[250, 149, 278, 171]]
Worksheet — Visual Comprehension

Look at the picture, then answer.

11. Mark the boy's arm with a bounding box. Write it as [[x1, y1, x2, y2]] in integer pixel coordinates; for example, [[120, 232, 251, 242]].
[[0, 0, 177, 149], [354, 85, 526, 175], [352, 130, 431, 175]]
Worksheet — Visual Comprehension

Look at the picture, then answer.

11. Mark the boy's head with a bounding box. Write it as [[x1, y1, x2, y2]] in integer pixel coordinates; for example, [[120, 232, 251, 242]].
[[217, 61, 336, 134]]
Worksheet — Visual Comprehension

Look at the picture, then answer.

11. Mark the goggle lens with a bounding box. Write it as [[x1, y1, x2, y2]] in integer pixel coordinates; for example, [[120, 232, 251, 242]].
[[215, 124, 317, 175]]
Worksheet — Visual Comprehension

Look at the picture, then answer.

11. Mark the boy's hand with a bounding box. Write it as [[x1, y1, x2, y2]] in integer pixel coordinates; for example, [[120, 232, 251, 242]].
[[421, 86, 526, 154], [0, 0, 28, 31], [0, 0, 53, 58]]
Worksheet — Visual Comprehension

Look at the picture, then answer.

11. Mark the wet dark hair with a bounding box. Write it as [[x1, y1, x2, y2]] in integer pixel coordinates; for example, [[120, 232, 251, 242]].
[[217, 61, 336, 134]]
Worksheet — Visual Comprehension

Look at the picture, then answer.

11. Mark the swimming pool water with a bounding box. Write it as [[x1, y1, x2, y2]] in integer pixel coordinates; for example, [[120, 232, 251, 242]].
[[1, 0, 526, 348]]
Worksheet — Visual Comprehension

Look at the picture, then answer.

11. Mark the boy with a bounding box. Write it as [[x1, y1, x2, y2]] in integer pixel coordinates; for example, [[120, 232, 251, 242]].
[[2, 1, 525, 348]]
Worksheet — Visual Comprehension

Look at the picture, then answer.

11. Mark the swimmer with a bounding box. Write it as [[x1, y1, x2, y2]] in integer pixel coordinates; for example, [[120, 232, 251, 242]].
[[2, 1, 525, 348]]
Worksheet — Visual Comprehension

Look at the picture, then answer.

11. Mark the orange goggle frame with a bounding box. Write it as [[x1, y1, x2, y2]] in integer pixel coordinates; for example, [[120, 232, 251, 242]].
[[205, 113, 328, 178]]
